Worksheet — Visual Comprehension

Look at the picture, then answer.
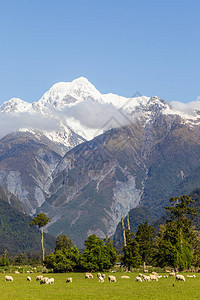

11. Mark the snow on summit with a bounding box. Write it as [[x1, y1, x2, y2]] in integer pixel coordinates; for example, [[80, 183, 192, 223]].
[[0, 77, 200, 149], [38, 77, 102, 108]]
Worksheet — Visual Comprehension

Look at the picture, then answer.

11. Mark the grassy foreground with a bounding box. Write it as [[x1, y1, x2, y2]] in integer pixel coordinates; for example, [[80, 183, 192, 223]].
[[0, 271, 199, 300]]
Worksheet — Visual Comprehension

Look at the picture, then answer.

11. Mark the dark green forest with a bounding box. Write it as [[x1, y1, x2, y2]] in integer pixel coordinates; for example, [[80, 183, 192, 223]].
[[0, 187, 55, 254]]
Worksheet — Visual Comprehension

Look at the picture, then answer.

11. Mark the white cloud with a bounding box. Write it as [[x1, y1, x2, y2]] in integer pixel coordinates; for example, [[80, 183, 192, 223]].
[[0, 111, 59, 139], [171, 100, 200, 115]]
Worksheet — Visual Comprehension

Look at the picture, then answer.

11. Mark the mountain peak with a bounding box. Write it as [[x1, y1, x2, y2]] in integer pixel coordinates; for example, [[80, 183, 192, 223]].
[[0, 98, 31, 113], [38, 77, 101, 107]]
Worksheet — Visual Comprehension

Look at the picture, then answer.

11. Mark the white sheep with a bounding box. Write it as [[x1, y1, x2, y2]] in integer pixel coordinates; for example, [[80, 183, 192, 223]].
[[169, 272, 175, 277], [151, 272, 158, 276], [136, 277, 142, 282], [27, 276, 31, 281], [187, 275, 196, 278], [121, 276, 130, 279], [163, 275, 168, 278], [97, 273, 101, 278], [176, 274, 185, 282], [102, 274, 106, 279], [66, 277, 72, 283], [98, 276, 104, 283], [157, 275, 162, 279], [5, 275, 13, 281], [85, 272, 93, 279], [143, 275, 151, 281], [150, 274, 158, 281], [36, 275, 43, 281], [40, 277, 49, 284], [144, 270, 148, 273], [47, 278, 54, 284], [108, 275, 116, 283]]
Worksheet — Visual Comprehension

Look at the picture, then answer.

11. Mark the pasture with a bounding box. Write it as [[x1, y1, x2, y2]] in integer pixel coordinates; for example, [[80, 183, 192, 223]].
[[0, 271, 199, 299]]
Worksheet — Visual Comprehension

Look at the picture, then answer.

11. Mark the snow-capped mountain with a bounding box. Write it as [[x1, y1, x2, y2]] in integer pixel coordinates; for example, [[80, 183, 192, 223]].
[[1, 77, 200, 154], [1, 77, 200, 246]]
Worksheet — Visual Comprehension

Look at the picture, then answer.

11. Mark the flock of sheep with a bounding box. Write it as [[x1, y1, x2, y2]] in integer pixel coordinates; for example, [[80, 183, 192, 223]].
[[4, 275, 55, 285], [4, 271, 196, 285], [135, 271, 196, 283]]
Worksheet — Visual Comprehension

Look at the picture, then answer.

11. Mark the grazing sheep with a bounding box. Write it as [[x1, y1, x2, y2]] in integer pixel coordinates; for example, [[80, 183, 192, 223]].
[[36, 275, 43, 281], [108, 275, 116, 283], [150, 275, 158, 281], [139, 273, 143, 277], [27, 276, 31, 281], [143, 275, 151, 281], [15, 271, 20, 274], [26, 271, 30, 273], [169, 272, 175, 277], [176, 274, 185, 282], [5, 276, 13, 281], [151, 272, 158, 276], [97, 273, 101, 278], [144, 270, 148, 273], [136, 277, 142, 282], [40, 277, 49, 284], [98, 276, 104, 283], [66, 277, 72, 283], [187, 275, 196, 278], [121, 276, 130, 279], [164, 275, 168, 278], [102, 274, 106, 279], [47, 278, 54, 285], [157, 275, 162, 279], [85, 273, 93, 279]]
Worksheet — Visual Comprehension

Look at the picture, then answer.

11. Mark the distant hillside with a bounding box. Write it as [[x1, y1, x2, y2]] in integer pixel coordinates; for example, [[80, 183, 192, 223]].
[[0, 187, 56, 254], [113, 206, 157, 250], [114, 188, 200, 251], [190, 188, 200, 230]]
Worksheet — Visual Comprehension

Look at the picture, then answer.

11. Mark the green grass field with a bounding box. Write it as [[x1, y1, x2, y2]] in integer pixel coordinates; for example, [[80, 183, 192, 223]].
[[0, 272, 199, 300]]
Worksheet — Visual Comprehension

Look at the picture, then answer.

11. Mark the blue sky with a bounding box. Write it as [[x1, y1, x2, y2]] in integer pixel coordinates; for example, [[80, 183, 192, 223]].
[[0, 0, 199, 104]]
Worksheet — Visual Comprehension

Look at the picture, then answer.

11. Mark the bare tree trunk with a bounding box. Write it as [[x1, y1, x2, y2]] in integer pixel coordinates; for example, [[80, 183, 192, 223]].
[[41, 227, 45, 267], [121, 214, 127, 247], [127, 213, 130, 231]]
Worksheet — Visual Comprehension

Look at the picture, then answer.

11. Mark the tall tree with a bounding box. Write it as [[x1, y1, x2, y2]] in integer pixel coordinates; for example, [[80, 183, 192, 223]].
[[55, 235, 74, 251], [153, 195, 197, 270], [122, 230, 142, 270], [81, 234, 117, 271], [30, 213, 50, 266], [45, 246, 80, 272], [135, 221, 155, 265]]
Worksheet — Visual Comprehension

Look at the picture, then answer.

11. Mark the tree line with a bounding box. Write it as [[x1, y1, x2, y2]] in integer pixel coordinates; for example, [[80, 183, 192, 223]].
[[122, 195, 200, 271], [1, 194, 200, 272]]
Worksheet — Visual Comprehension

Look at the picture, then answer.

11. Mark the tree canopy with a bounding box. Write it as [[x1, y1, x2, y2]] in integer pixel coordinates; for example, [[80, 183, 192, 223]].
[[30, 213, 50, 228]]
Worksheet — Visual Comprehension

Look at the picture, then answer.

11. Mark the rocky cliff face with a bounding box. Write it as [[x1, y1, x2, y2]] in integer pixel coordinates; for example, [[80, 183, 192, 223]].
[[0, 132, 62, 214]]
